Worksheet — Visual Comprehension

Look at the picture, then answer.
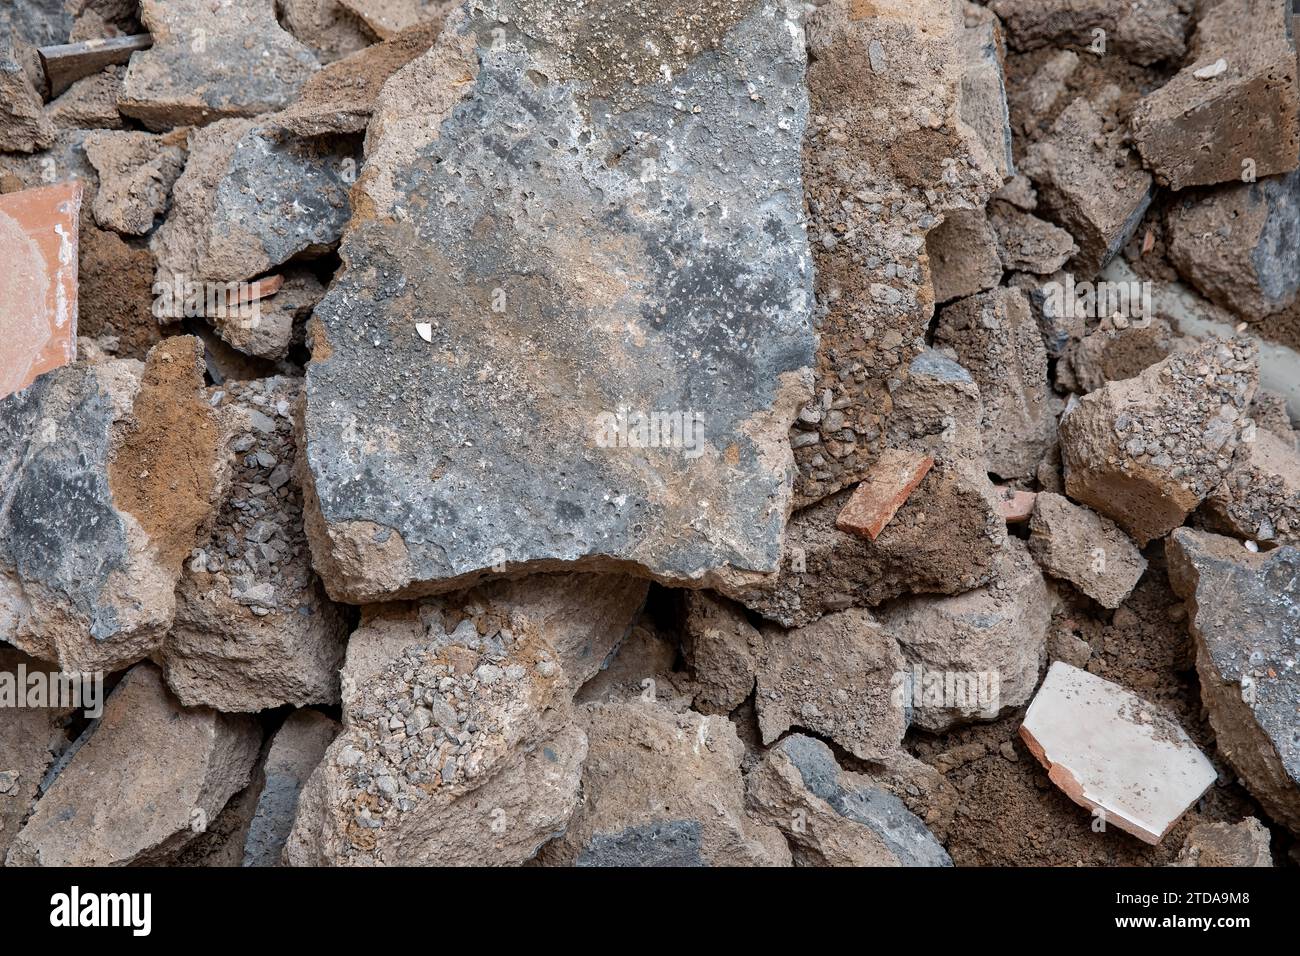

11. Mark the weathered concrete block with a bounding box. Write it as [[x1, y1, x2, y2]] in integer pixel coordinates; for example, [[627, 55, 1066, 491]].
[[1167, 528, 1300, 833], [1205, 427, 1300, 547], [989, 202, 1078, 275], [301, 1, 816, 602], [1027, 492, 1147, 608], [746, 734, 952, 867], [8, 664, 261, 866], [83, 130, 185, 236], [0, 337, 223, 672], [1131, 0, 1300, 191], [682, 591, 759, 716], [1059, 337, 1259, 545], [120, 0, 320, 129]]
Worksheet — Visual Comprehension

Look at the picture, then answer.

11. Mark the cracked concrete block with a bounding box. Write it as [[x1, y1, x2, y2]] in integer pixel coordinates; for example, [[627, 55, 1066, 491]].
[[1020, 661, 1217, 845], [793, 0, 1000, 506], [120, 0, 320, 129], [746, 734, 952, 867], [83, 129, 185, 236], [1066, 317, 1187, 395], [1022, 96, 1154, 276], [989, 202, 1078, 275], [1165, 168, 1300, 321], [755, 608, 906, 761], [153, 119, 359, 290], [1027, 492, 1147, 608], [925, 207, 1003, 304], [7, 664, 261, 866], [0, 337, 224, 672], [682, 591, 759, 716], [301, 1, 816, 602], [161, 378, 350, 712], [881, 537, 1051, 732], [1205, 427, 1300, 547], [0, 181, 82, 400], [959, 13, 1014, 180], [537, 700, 791, 867], [935, 287, 1055, 479], [1059, 337, 1259, 545], [1167, 528, 1300, 833], [1131, 0, 1300, 191], [242, 709, 339, 867]]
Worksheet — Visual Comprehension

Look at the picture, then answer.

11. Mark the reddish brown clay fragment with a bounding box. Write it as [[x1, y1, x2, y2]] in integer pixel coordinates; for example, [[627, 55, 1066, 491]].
[[835, 449, 934, 541], [994, 486, 1037, 523], [0, 180, 83, 400]]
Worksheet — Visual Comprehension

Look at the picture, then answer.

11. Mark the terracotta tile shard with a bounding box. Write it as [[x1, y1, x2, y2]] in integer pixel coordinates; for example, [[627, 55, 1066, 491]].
[[1020, 662, 1218, 845], [994, 486, 1036, 523], [835, 450, 935, 541], [0, 180, 82, 400]]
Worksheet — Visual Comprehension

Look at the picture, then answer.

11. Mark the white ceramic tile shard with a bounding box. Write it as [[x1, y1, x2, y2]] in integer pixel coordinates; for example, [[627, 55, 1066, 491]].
[[1019, 662, 1217, 845]]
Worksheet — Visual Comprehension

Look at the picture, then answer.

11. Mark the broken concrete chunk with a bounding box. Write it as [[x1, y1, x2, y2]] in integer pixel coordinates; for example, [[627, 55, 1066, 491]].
[[271, 18, 447, 136], [276, 0, 373, 63], [46, 65, 127, 130], [989, 202, 1078, 275], [0, 40, 56, 153], [1027, 492, 1147, 608], [7, 664, 261, 866], [881, 537, 1051, 732], [959, 13, 1014, 181], [1167, 528, 1300, 833], [682, 591, 759, 715], [0, 180, 82, 400], [756, 608, 906, 761], [1020, 661, 1218, 845], [1205, 427, 1300, 547], [538, 700, 790, 867], [161, 378, 350, 712], [302, 1, 815, 602], [835, 449, 935, 541], [83, 129, 185, 236], [794, 0, 1000, 505], [1173, 818, 1273, 867], [1165, 168, 1300, 321], [338, 0, 448, 39], [925, 207, 1003, 304], [0, 647, 75, 861], [746, 734, 952, 867], [989, 0, 1119, 53], [284, 595, 581, 865], [1130, 0, 1300, 191], [935, 287, 1055, 479], [153, 119, 358, 290], [243, 709, 339, 867], [1067, 317, 1186, 395], [211, 269, 324, 361], [1059, 337, 1259, 545], [120, 0, 319, 129], [0, 1, 74, 49], [0, 337, 223, 672], [1022, 96, 1153, 276]]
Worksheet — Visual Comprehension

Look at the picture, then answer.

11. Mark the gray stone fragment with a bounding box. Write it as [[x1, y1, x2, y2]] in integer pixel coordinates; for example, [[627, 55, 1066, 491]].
[[120, 0, 320, 129], [1167, 529, 1300, 834], [575, 820, 704, 867], [301, 0, 815, 603], [243, 709, 339, 867]]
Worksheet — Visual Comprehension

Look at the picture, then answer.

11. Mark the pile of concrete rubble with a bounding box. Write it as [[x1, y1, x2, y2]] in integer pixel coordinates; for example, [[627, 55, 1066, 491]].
[[0, 0, 1297, 867]]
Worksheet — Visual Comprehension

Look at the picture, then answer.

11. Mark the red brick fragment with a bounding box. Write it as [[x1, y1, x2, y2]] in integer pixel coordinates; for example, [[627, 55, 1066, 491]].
[[994, 486, 1036, 523], [835, 449, 934, 541]]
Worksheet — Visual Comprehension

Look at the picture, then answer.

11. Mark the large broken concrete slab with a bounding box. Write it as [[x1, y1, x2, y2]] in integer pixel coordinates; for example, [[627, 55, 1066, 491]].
[[1167, 528, 1300, 834], [161, 378, 351, 712], [537, 699, 790, 867], [0, 181, 82, 400], [120, 0, 320, 129], [1020, 661, 1218, 845], [1059, 337, 1259, 545], [300, 1, 816, 603], [7, 664, 261, 866], [1130, 0, 1300, 191], [746, 734, 952, 867], [0, 337, 224, 673]]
